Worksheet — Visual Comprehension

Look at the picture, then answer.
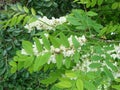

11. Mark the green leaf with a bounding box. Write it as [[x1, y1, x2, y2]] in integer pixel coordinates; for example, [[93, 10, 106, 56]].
[[115, 78, 120, 82], [28, 64, 35, 73], [10, 5, 18, 11], [9, 61, 17, 67], [55, 81, 72, 89], [11, 67, 17, 73], [16, 14, 26, 24], [91, 0, 96, 7], [105, 59, 117, 71], [90, 55, 103, 61], [86, 0, 91, 8], [23, 6, 29, 13], [67, 16, 81, 25], [56, 54, 63, 69], [72, 9, 84, 19], [31, 8, 36, 16], [112, 85, 120, 90], [94, 46, 104, 54], [87, 11, 98, 16], [89, 63, 101, 68], [17, 3, 23, 11], [10, 16, 17, 26], [72, 36, 80, 49], [103, 66, 114, 80], [112, 2, 118, 9], [73, 51, 80, 63], [84, 81, 96, 90], [24, 56, 34, 68], [41, 76, 57, 85], [65, 57, 71, 68], [34, 52, 51, 71], [98, 0, 103, 6], [23, 15, 31, 25], [9, 60, 17, 73], [65, 71, 77, 78], [41, 71, 61, 85], [22, 40, 34, 55], [33, 37, 42, 52], [76, 79, 83, 90], [50, 36, 60, 48], [27, 16, 37, 23], [76, 25, 86, 30], [60, 33, 69, 47], [3, 19, 11, 29], [13, 55, 29, 62], [42, 34, 50, 50], [17, 62, 24, 70]]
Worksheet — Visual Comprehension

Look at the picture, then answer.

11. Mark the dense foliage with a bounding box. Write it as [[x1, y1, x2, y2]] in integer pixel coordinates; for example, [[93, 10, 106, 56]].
[[0, 0, 120, 90]]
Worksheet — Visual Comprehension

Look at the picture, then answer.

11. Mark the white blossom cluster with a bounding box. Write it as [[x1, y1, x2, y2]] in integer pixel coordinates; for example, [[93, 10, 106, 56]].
[[72, 52, 118, 73], [72, 44, 120, 90], [24, 16, 66, 33], [97, 79, 111, 90], [72, 58, 99, 72], [72, 44, 120, 73], [107, 44, 120, 59], [21, 34, 86, 64], [72, 53, 119, 90]]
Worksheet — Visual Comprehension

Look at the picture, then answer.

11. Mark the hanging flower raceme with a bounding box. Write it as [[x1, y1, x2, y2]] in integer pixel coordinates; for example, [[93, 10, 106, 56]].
[[24, 16, 66, 33]]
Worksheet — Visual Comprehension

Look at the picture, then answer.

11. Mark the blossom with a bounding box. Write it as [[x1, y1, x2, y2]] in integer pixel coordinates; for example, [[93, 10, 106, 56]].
[[21, 49, 28, 55], [21, 34, 86, 64], [68, 35, 86, 47], [24, 16, 66, 33], [62, 49, 74, 57], [48, 54, 56, 64], [107, 44, 120, 59]]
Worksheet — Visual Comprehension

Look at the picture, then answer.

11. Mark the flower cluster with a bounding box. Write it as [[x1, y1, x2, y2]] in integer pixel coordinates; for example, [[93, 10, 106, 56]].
[[21, 34, 86, 64], [72, 46, 119, 73], [72, 49, 119, 90], [107, 44, 120, 59], [24, 16, 66, 33]]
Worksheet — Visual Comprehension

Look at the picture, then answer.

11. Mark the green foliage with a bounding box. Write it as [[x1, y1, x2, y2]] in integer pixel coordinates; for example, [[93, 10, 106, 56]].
[[67, 9, 103, 34], [74, 0, 104, 7], [112, 2, 120, 9], [1, 0, 120, 90], [19, 0, 80, 18], [99, 23, 120, 40], [0, 3, 37, 29], [9, 33, 85, 73], [9, 31, 119, 90], [76, 79, 84, 90], [0, 26, 38, 89]]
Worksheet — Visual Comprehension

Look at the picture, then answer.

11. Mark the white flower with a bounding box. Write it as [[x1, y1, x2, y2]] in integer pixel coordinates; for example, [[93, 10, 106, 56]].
[[54, 48, 61, 53], [58, 17, 66, 24], [60, 45, 66, 51], [48, 54, 56, 64], [68, 35, 73, 46], [39, 39, 43, 44], [108, 44, 120, 59], [21, 49, 28, 55], [113, 71, 120, 79], [24, 16, 67, 33], [63, 49, 75, 57], [21, 35, 86, 65], [44, 33, 49, 38], [111, 32, 115, 35], [33, 44, 39, 55]]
